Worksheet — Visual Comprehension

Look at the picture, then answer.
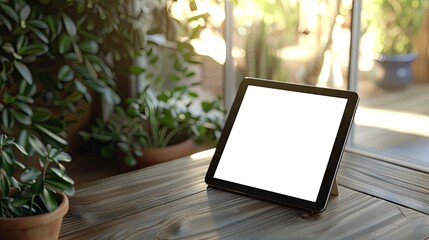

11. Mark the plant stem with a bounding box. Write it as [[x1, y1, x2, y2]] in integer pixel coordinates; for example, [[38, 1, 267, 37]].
[[29, 195, 35, 216]]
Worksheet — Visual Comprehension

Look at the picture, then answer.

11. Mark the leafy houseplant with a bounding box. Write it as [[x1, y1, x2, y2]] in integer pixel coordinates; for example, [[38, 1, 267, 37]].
[[0, 0, 155, 151], [81, 85, 225, 167], [0, 134, 74, 239], [80, 1, 227, 167]]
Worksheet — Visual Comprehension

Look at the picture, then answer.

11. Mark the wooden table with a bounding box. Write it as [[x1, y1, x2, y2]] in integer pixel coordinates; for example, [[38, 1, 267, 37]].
[[60, 151, 429, 239]]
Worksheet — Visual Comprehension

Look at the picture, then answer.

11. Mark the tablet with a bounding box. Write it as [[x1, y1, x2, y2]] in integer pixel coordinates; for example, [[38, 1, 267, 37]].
[[205, 77, 359, 212]]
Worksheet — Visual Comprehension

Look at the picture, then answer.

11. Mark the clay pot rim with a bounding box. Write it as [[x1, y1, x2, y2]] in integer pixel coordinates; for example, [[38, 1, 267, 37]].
[[0, 192, 69, 229]]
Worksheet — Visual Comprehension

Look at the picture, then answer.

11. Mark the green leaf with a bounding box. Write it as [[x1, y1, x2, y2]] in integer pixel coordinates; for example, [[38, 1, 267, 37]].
[[27, 20, 48, 29], [50, 168, 74, 184], [103, 89, 121, 105], [53, 152, 71, 162], [41, 187, 57, 212], [10, 176, 21, 189], [0, 13, 12, 31], [185, 71, 196, 78], [79, 40, 98, 54], [168, 74, 181, 81], [64, 52, 77, 62], [2, 42, 15, 54], [0, 176, 10, 197], [15, 101, 33, 116], [10, 109, 32, 125], [58, 34, 72, 54], [28, 134, 47, 156], [128, 65, 146, 75], [11, 197, 31, 208], [32, 108, 51, 122], [65, 91, 83, 103], [0, 3, 19, 22], [74, 80, 87, 93], [57, 65, 74, 81], [72, 41, 83, 63], [188, 91, 199, 98], [16, 34, 26, 51], [20, 168, 42, 183], [62, 13, 76, 37], [45, 177, 75, 196], [2, 157, 16, 175], [45, 15, 59, 36], [19, 5, 31, 21], [33, 124, 67, 146], [20, 43, 48, 56], [29, 26, 49, 44], [13, 61, 33, 84], [1, 109, 14, 129], [17, 129, 29, 150], [12, 52, 23, 60], [149, 56, 159, 64], [124, 152, 137, 167], [1, 151, 14, 165], [10, 141, 28, 156]]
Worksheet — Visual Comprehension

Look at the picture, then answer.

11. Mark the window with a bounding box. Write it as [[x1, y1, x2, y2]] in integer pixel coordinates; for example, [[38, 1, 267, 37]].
[[224, 0, 429, 172], [350, 0, 429, 171]]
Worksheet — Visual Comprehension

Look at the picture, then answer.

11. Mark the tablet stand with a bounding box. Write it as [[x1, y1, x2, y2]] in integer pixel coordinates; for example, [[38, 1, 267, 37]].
[[330, 179, 339, 196]]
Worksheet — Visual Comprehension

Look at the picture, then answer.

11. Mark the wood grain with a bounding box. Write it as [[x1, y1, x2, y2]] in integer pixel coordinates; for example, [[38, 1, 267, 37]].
[[339, 151, 429, 214], [60, 153, 429, 239]]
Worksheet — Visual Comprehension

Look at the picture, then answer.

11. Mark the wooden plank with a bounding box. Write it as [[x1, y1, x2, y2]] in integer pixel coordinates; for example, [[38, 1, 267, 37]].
[[338, 151, 429, 214]]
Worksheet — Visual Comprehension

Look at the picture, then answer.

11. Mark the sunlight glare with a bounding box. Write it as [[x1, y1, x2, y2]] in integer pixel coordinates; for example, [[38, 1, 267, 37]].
[[191, 29, 226, 64], [191, 148, 215, 160], [355, 107, 429, 137]]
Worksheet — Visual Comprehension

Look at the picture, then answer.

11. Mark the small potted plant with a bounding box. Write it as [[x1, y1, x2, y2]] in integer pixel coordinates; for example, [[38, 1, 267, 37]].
[[362, 0, 428, 89], [80, 84, 225, 168], [0, 134, 74, 240]]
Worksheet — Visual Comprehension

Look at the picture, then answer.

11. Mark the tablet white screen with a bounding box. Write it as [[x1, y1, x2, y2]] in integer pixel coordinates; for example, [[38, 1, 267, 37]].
[[213, 85, 348, 202]]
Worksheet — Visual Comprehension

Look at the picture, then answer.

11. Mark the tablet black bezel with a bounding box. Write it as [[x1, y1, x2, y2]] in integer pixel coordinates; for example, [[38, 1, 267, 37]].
[[205, 77, 359, 212]]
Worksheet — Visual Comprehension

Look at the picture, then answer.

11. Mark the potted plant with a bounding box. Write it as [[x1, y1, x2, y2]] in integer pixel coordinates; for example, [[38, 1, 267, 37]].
[[0, 133, 74, 240], [80, 84, 225, 168], [0, 0, 159, 153], [363, 0, 428, 89], [78, 1, 225, 169]]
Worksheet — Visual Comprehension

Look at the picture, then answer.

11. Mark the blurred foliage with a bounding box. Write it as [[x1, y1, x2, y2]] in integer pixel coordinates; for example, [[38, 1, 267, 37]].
[[233, 0, 299, 81], [363, 0, 429, 54], [81, 0, 227, 166]]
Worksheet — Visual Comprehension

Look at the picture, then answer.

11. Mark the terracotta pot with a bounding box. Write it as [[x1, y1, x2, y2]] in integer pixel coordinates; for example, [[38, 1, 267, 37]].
[[120, 138, 209, 171], [0, 193, 69, 240], [141, 138, 197, 167]]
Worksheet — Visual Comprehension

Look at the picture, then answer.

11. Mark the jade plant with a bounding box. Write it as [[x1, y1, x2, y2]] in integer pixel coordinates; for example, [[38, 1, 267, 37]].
[[80, 85, 225, 166], [0, 133, 74, 217]]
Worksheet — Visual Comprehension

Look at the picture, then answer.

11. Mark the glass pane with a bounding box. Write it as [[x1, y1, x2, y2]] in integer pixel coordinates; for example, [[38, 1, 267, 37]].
[[230, 0, 353, 89], [135, 0, 226, 100], [353, 0, 429, 170]]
